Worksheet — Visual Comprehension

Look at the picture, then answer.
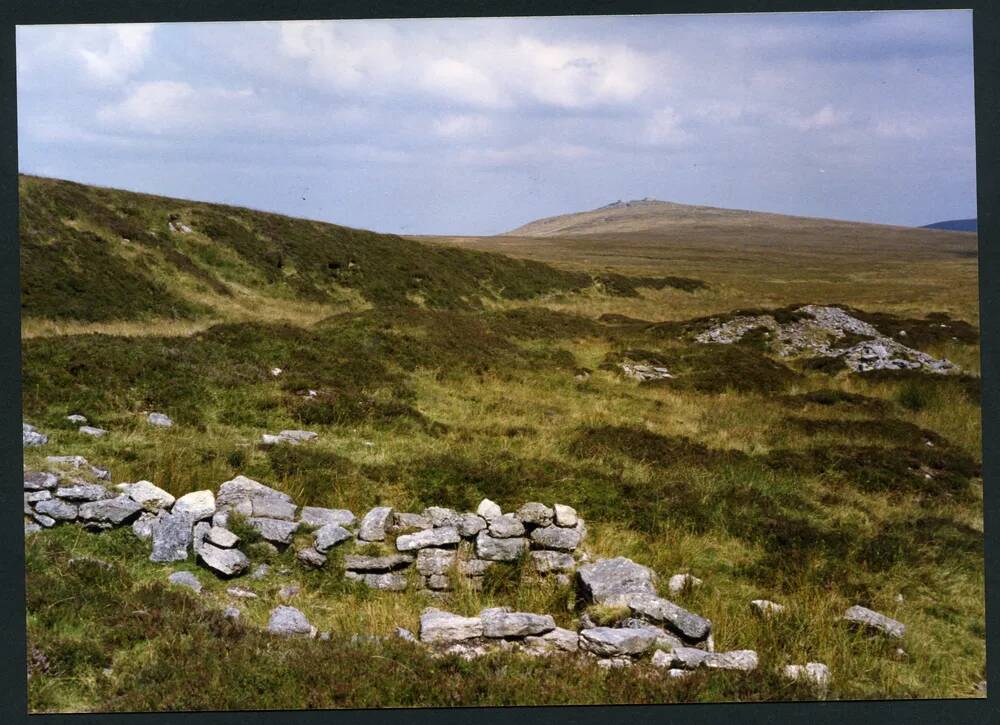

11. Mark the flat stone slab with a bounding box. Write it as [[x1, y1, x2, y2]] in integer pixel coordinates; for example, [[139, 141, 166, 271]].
[[344, 554, 414, 572], [34, 498, 78, 521], [249, 517, 299, 545], [611, 592, 712, 643], [55, 484, 111, 502], [576, 557, 657, 604], [424, 506, 462, 528], [300, 506, 356, 529], [475, 531, 528, 561], [148, 412, 174, 427], [24, 471, 58, 491], [346, 571, 408, 591], [419, 608, 483, 644], [531, 550, 575, 573], [396, 526, 460, 551], [392, 512, 432, 532], [487, 514, 525, 538], [314, 523, 352, 552], [79, 426, 108, 437], [79, 495, 143, 526], [199, 542, 250, 576], [116, 480, 175, 509], [579, 626, 659, 657], [843, 605, 905, 639], [216, 475, 297, 521], [703, 650, 758, 672], [525, 627, 579, 652], [358, 506, 394, 541], [530, 524, 583, 551], [168, 571, 202, 593], [206, 526, 239, 548], [481, 608, 556, 638]]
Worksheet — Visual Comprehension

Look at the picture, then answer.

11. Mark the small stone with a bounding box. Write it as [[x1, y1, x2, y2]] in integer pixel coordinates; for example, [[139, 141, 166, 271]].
[[553, 503, 578, 527], [34, 498, 78, 521], [66, 414, 87, 424], [424, 506, 462, 528], [419, 608, 483, 643], [300, 506, 356, 529], [750, 599, 786, 617], [227, 586, 258, 599], [149, 511, 194, 562], [396, 526, 461, 551], [843, 605, 906, 639], [249, 517, 298, 545], [168, 571, 202, 593], [487, 514, 525, 538], [24, 471, 58, 491], [206, 526, 239, 548], [476, 498, 503, 521], [352, 572, 408, 591], [703, 650, 758, 672], [200, 542, 250, 576], [297, 547, 327, 568], [416, 548, 456, 576], [278, 429, 318, 444], [173, 490, 216, 521], [668, 573, 703, 596], [23, 424, 48, 447], [268, 606, 313, 637], [475, 531, 528, 561], [481, 608, 556, 638], [516, 502, 554, 527], [314, 523, 352, 552], [531, 550, 576, 573], [279, 584, 300, 601], [79, 425, 107, 438], [148, 412, 173, 427], [358, 506, 394, 541], [224, 607, 241, 621], [457, 513, 487, 537], [597, 657, 632, 669], [525, 627, 579, 652], [32, 513, 56, 528], [116, 480, 175, 509], [343, 554, 414, 572], [132, 512, 156, 540], [783, 662, 831, 695], [530, 523, 583, 551], [251, 564, 270, 580], [55, 484, 110, 502], [394, 626, 417, 642], [391, 512, 432, 532]]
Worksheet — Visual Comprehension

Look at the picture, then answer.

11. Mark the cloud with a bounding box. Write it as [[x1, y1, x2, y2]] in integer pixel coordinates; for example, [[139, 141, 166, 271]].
[[788, 104, 851, 131], [433, 114, 493, 138], [17, 24, 154, 88], [96, 80, 259, 135], [644, 106, 691, 146]]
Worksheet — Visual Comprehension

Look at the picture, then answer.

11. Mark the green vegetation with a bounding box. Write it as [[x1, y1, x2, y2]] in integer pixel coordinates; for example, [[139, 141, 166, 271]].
[[22, 178, 984, 711]]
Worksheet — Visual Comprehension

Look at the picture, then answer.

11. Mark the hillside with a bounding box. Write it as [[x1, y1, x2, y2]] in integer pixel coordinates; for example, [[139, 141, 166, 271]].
[[504, 198, 978, 250], [923, 218, 977, 232]]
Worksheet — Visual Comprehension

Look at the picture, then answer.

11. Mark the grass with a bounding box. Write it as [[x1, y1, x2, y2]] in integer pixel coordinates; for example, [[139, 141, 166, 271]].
[[22, 177, 984, 711]]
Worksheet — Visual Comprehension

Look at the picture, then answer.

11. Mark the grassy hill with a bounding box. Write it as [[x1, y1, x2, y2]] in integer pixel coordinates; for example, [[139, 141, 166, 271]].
[[21, 179, 984, 711]]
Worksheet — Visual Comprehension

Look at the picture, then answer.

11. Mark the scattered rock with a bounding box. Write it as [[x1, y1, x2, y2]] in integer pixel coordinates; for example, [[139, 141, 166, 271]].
[[168, 570, 202, 593], [55, 484, 110, 502], [147, 412, 173, 427], [396, 526, 461, 551], [23, 423, 48, 447], [227, 586, 258, 599], [66, 414, 87, 424], [580, 626, 659, 657], [668, 573, 703, 596], [783, 662, 831, 695], [842, 605, 905, 639], [173, 490, 216, 521], [267, 606, 314, 637], [79, 425, 108, 438], [296, 547, 327, 569], [419, 608, 483, 644], [200, 542, 250, 576], [576, 557, 657, 604], [300, 506, 356, 529], [750, 599, 786, 617], [358, 506, 394, 542]]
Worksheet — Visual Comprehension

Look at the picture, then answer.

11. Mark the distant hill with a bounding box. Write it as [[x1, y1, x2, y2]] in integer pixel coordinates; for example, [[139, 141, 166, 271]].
[[19, 175, 597, 323], [504, 198, 979, 243], [922, 218, 977, 232]]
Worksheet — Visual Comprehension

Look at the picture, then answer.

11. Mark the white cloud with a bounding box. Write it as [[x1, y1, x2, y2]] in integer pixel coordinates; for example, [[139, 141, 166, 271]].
[[789, 104, 850, 131], [96, 80, 259, 135], [644, 107, 691, 146], [433, 114, 493, 138], [17, 24, 154, 88]]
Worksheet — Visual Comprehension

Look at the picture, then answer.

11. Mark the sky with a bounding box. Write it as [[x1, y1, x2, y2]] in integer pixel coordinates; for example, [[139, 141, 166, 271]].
[[16, 11, 977, 235]]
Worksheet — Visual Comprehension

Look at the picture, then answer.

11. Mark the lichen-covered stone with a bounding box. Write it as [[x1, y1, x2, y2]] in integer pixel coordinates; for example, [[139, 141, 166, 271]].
[[149, 511, 194, 563], [300, 506, 356, 529], [843, 605, 905, 639], [314, 523, 352, 552], [481, 607, 555, 638], [419, 608, 483, 644], [487, 514, 525, 539], [475, 531, 528, 561], [358, 506, 394, 541], [576, 557, 657, 604], [516, 502, 554, 527], [416, 548, 456, 576], [344, 554, 413, 572], [173, 490, 216, 521], [396, 526, 460, 551]]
